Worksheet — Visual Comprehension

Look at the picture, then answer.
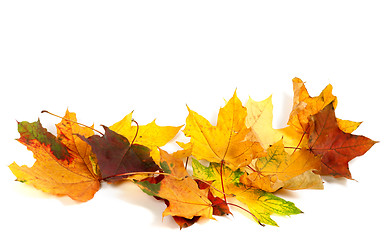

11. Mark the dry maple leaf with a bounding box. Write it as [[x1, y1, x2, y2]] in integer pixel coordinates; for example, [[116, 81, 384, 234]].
[[109, 111, 182, 150], [308, 103, 377, 179], [137, 149, 214, 220], [9, 111, 100, 202], [79, 126, 160, 182], [289, 78, 362, 135], [183, 91, 264, 171], [240, 139, 323, 192]]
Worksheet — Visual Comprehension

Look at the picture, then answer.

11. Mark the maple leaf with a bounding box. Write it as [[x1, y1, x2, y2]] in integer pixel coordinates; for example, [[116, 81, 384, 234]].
[[109, 111, 182, 150], [79, 126, 160, 182], [9, 111, 100, 202], [151, 178, 230, 229], [308, 103, 377, 179], [240, 139, 323, 192], [289, 78, 361, 134], [192, 159, 302, 226], [183, 91, 264, 171], [234, 187, 302, 227], [137, 149, 214, 220], [288, 77, 337, 133]]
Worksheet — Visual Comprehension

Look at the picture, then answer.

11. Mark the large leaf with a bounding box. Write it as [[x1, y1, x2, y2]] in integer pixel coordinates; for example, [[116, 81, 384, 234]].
[[183, 91, 264, 171], [9, 111, 100, 202]]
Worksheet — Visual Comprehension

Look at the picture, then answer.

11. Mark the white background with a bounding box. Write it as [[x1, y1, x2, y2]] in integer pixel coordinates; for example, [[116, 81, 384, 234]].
[[1, 1, 386, 239]]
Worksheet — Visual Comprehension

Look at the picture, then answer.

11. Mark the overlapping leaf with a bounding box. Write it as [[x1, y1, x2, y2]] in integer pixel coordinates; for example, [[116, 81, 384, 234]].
[[9, 111, 100, 202], [79, 126, 160, 182], [110, 111, 182, 150], [137, 149, 214, 220], [309, 103, 377, 178], [240, 139, 323, 192], [183, 91, 264, 171]]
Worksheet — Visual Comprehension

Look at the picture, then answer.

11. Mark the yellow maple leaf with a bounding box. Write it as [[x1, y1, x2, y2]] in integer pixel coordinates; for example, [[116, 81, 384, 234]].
[[183, 91, 264, 171], [246, 95, 302, 149], [109, 112, 182, 150]]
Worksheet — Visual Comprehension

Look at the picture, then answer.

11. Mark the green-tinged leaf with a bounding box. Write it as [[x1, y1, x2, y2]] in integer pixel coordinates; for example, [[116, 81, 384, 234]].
[[235, 188, 302, 226], [137, 181, 161, 196], [10, 115, 100, 202], [192, 158, 244, 195]]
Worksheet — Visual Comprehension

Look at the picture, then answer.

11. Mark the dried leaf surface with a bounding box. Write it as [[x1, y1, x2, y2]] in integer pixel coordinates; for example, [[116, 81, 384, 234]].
[[9, 112, 100, 202], [183, 91, 264, 171]]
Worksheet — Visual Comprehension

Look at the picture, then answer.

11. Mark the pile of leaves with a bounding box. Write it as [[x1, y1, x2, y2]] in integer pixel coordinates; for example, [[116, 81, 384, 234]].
[[9, 78, 377, 228]]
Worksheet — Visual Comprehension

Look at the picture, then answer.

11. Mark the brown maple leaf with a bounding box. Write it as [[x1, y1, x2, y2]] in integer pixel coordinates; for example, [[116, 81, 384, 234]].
[[79, 126, 160, 182], [308, 103, 377, 179]]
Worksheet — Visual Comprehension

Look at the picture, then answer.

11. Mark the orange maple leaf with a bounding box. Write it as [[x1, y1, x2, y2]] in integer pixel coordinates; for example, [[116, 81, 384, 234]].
[[9, 110, 100, 202]]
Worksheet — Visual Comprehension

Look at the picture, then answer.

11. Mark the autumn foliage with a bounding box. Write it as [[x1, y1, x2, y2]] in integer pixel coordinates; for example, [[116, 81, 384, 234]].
[[9, 78, 377, 228]]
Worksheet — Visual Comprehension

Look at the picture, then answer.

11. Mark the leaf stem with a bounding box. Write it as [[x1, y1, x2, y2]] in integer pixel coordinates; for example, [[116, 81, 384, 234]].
[[247, 165, 257, 172], [41, 110, 104, 135], [220, 160, 227, 203], [191, 177, 235, 198], [291, 127, 309, 154], [130, 118, 139, 145], [284, 146, 302, 150], [102, 171, 187, 181], [184, 156, 189, 170]]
